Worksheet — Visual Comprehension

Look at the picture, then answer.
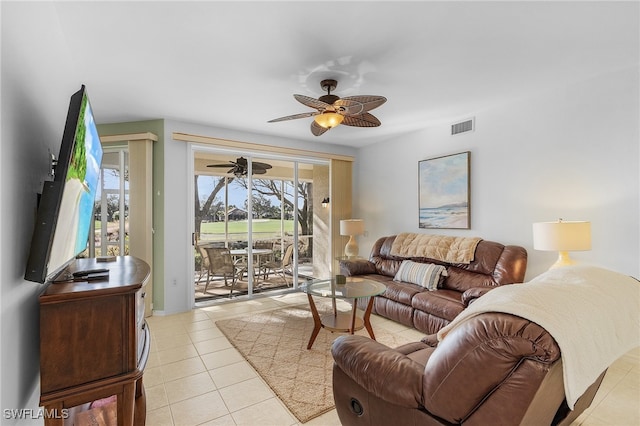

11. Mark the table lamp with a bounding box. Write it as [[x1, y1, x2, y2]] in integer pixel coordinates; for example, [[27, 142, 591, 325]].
[[340, 219, 365, 257], [532, 219, 591, 269]]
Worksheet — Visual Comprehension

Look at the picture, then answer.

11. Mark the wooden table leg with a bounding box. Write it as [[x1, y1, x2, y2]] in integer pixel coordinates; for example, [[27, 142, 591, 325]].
[[363, 297, 377, 340], [350, 300, 358, 334], [306, 294, 322, 349]]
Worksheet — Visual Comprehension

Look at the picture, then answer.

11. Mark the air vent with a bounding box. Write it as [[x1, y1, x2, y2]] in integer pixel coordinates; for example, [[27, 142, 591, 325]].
[[451, 118, 474, 135]]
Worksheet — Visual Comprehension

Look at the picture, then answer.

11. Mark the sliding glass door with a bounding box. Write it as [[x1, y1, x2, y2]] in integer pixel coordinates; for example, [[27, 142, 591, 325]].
[[193, 149, 330, 303]]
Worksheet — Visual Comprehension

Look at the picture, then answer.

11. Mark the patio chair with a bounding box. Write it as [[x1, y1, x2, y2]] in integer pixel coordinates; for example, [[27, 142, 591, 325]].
[[204, 247, 243, 298], [195, 243, 211, 287], [261, 244, 294, 286], [254, 241, 274, 278]]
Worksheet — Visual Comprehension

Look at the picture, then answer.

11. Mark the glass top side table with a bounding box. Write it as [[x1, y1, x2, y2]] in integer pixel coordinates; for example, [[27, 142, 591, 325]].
[[301, 277, 386, 349]]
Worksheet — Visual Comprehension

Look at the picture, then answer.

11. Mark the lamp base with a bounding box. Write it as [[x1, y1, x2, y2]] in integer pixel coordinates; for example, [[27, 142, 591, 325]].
[[344, 236, 359, 258], [549, 251, 576, 269]]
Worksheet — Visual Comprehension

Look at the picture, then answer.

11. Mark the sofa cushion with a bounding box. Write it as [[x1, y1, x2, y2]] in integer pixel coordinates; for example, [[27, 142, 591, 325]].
[[394, 260, 448, 290], [380, 280, 424, 305], [411, 290, 465, 321], [374, 297, 415, 328], [443, 268, 497, 293], [412, 312, 453, 335], [373, 257, 403, 277], [339, 258, 377, 276]]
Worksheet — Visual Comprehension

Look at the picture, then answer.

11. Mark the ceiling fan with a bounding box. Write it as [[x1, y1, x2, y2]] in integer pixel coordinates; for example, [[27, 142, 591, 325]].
[[268, 79, 387, 136], [206, 157, 272, 177]]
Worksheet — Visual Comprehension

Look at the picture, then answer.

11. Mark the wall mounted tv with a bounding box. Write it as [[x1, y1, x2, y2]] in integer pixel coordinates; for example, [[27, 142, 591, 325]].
[[25, 85, 103, 283]]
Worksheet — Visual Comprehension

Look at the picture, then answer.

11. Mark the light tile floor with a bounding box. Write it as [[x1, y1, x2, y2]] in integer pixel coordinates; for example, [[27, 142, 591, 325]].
[[144, 291, 640, 426]]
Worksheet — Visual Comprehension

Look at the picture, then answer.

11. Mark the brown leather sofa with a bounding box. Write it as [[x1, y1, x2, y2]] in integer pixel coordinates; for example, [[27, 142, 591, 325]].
[[339, 235, 528, 334], [332, 312, 606, 426]]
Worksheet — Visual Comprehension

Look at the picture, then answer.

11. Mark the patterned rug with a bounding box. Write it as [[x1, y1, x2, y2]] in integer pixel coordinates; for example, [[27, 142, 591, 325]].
[[215, 302, 415, 423]]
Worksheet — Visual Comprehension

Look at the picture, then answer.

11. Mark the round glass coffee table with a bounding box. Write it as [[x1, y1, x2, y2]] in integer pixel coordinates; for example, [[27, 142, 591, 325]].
[[301, 277, 386, 349]]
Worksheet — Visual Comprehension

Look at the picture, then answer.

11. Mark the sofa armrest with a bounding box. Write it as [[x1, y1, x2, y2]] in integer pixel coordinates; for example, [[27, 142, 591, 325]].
[[421, 334, 439, 347], [461, 286, 495, 306], [339, 259, 377, 276], [331, 335, 424, 408]]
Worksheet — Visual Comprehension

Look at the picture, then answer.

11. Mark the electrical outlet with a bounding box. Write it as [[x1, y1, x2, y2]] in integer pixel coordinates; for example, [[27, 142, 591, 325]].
[[172, 279, 177, 286]]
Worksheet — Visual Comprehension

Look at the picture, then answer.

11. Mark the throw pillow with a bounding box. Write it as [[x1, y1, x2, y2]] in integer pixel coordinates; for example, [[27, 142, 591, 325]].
[[393, 260, 448, 291]]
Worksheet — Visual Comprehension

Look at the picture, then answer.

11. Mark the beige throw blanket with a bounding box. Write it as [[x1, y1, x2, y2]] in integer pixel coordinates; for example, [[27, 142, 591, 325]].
[[437, 265, 640, 409], [390, 233, 482, 264]]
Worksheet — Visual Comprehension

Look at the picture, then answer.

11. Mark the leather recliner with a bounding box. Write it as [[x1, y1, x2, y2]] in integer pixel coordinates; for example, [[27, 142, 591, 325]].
[[331, 312, 605, 426]]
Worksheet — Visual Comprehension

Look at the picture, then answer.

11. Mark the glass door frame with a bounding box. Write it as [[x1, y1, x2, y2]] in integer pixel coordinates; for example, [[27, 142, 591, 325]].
[[89, 146, 129, 258], [189, 144, 330, 305]]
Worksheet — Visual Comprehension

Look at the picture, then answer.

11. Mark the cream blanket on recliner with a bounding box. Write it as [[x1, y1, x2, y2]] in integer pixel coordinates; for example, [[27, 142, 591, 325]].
[[390, 233, 482, 264], [437, 265, 640, 409]]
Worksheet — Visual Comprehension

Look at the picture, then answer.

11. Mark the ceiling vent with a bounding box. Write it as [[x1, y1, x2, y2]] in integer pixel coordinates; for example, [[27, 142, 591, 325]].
[[451, 118, 474, 136]]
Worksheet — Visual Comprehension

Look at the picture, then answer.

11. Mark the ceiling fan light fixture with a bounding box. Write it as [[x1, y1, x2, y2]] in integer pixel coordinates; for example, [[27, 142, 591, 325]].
[[268, 78, 385, 135], [314, 111, 344, 129]]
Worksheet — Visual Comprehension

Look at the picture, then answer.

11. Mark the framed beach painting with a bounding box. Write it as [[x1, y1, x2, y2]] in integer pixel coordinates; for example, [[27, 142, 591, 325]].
[[418, 151, 470, 229]]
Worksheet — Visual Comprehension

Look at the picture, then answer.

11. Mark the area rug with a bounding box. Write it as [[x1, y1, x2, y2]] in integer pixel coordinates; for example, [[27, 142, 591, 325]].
[[215, 303, 415, 423]]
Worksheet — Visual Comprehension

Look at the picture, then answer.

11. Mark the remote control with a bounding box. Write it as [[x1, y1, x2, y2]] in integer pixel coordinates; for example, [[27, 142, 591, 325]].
[[72, 268, 110, 277]]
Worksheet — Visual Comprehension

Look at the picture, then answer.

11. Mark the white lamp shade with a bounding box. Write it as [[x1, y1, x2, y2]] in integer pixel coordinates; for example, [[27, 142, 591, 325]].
[[532, 221, 591, 251], [340, 219, 365, 236]]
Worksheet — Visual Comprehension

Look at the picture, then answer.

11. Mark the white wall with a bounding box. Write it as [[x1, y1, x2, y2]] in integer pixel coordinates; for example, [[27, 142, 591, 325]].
[[1, 3, 84, 423], [354, 67, 639, 280], [159, 120, 357, 314]]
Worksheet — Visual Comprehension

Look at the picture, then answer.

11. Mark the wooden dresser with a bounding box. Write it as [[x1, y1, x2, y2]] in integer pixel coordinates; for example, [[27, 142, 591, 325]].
[[39, 256, 150, 426]]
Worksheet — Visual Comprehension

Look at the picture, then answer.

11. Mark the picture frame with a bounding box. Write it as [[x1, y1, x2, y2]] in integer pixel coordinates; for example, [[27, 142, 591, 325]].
[[418, 151, 470, 229]]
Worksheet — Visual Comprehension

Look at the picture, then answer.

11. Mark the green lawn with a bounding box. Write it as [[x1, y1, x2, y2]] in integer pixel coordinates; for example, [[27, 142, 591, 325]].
[[96, 219, 297, 239], [199, 219, 297, 237]]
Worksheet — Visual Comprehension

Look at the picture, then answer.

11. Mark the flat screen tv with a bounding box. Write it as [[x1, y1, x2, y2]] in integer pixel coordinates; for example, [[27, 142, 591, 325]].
[[25, 85, 103, 283]]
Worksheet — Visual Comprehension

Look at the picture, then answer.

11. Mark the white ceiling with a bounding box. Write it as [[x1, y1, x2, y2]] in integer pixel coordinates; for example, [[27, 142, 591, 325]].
[[46, 1, 638, 148]]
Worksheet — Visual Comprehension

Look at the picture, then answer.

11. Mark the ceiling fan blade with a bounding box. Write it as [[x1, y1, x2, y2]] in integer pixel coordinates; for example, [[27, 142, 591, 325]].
[[207, 163, 234, 168], [341, 112, 382, 128], [268, 111, 319, 123], [333, 99, 364, 116], [310, 120, 330, 136], [253, 161, 272, 170], [294, 94, 332, 111], [208, 157, 272, 177], [341, 95, 387, 112]]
